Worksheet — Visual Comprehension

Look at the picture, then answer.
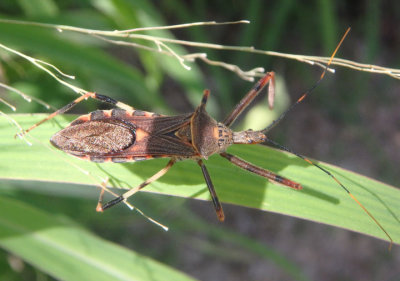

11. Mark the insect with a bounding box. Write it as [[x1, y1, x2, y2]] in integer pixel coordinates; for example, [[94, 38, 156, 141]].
[[19, 28, 392, 246]]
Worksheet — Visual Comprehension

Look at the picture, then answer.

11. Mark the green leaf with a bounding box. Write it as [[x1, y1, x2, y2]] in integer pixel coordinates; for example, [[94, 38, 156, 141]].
[[0, 196, 195, 281], [95, 0, 207, 110], [17, 0, 58, 17], [0, 22, 151, 108], [1, 114, 399, 246]]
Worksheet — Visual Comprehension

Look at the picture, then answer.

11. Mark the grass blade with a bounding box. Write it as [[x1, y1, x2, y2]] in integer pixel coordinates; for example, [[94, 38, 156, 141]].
[[1, 114, 399, 245], [0, 196, 196, 281]]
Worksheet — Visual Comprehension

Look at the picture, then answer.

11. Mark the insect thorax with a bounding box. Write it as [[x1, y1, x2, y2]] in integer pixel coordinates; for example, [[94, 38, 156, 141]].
[[190, 107, 233, 159]]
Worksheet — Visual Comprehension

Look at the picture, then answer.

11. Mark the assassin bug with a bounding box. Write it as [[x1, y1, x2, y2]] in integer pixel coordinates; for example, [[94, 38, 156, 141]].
[[19, 28, 392, 246]]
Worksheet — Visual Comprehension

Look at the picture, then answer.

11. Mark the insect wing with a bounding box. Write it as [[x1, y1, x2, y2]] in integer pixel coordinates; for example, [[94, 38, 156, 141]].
[[51, 111, 198, 162], [123, 113, 198, 160]]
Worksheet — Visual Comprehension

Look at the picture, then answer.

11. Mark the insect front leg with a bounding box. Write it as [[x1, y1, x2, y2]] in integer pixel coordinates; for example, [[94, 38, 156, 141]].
[[223, 72, 275, 127], [220, 152, 302, 190], [197, 159, 225, 222], [99, 158, 176, 211]]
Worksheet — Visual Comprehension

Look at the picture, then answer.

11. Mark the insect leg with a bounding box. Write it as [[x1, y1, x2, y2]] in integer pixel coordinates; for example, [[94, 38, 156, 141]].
[[95, 178, 135, 212], [200, 89, 210, 107], [18, 92, 95, 136], [99, 158, 176, 211], [18, 92, 135, 136], [220, 152, 302, 190], [90, 93, 135, 112], [262, 28, 350, 134], [96, 188, 106, 212], [223, 72, 275, 127], [197, 159, 225, 222]]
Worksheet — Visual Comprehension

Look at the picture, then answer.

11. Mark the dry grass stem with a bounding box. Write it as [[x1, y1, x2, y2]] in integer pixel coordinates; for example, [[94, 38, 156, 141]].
[[0, 97, 16, 111], [1, 19, 399, 80], [0, 111, 31, 145], [0, 82, 54, 110], [0, 43, 86, 95]]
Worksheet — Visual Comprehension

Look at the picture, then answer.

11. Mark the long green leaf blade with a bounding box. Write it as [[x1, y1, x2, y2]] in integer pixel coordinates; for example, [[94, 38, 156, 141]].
[[1, 114, 399, 245], [0, 196, 196, 281]]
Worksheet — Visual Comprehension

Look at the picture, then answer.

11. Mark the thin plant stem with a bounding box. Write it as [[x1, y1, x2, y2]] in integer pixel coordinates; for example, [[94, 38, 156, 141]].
[[0, 19, 399, 80]]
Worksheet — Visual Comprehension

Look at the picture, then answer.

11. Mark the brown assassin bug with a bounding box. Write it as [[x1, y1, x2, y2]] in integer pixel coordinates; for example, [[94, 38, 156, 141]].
[[19, 28, 392, 246]]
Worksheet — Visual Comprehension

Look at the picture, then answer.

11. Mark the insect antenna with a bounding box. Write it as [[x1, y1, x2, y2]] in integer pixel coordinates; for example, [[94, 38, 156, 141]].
[[253, 27, 393, 248], [265, 137, 393, 249], [262, 27, 351, 135]]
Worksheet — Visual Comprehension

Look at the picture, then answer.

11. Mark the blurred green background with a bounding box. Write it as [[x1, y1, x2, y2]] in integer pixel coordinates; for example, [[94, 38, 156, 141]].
[[0, 1, 399, 280]]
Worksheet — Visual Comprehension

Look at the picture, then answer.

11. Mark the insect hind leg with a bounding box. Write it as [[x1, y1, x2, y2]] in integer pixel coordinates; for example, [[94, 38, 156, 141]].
[[95, 177, 136, 212], [94, 93, 135, 112], [99, 158, 176, 211], [17, 92, 136, 137], [17, 92, 93, 136]]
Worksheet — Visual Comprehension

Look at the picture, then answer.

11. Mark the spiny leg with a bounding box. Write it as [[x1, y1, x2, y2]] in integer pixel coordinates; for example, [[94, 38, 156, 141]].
[[220, 152, 302, 190], [95, 178, 135, 212], [197, 159, 225, 222], [265, 138, 393, 249], [262, 28, 351, 134], [223, 71, 275, 127], [96, 188, 106, 212], [99, 158, 176, 211], [18, 92, 135, 136], [96, 176, 169, 231]]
